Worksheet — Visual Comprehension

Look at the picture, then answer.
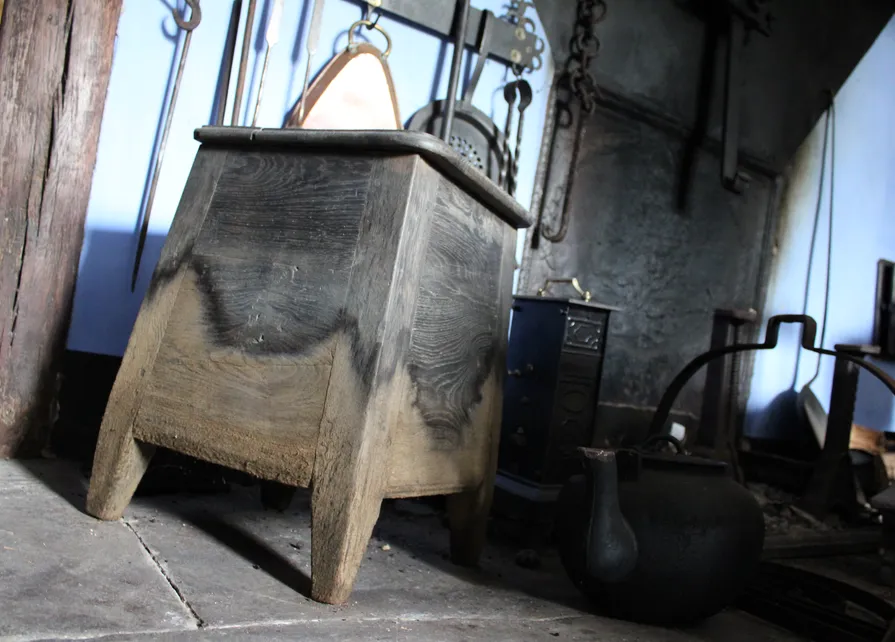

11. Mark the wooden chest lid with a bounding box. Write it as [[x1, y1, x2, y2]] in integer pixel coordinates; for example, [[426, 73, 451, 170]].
[[195, 127, 532, 230]]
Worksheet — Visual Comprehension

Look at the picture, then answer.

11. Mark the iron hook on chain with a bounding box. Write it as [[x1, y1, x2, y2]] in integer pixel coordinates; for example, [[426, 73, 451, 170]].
[[538, 0, 605, 244]]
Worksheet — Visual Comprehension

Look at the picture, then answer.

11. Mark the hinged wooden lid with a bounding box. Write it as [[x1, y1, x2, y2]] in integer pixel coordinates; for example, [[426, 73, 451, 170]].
[[194, 127, 532, 229]]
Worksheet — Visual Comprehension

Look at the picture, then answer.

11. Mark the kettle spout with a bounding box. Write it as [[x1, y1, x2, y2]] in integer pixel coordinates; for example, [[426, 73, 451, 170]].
[[580, 448, 638, 583]]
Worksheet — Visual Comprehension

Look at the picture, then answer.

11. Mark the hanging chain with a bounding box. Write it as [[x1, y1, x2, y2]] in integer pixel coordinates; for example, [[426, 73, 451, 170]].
[[566, 0, 607, 113], [539, 0, 606, 243]]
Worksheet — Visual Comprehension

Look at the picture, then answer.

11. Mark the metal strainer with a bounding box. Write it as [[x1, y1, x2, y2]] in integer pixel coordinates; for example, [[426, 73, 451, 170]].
[[406, 9, 508, 184], [407, 100, 507, 181]]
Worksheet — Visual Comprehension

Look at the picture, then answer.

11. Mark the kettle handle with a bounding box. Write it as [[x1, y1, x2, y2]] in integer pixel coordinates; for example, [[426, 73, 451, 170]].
[[649, 314, 895, 436]]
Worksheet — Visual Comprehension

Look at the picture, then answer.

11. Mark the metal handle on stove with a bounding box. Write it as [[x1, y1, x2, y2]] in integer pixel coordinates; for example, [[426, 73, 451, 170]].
[[537, 277, 591, 302]]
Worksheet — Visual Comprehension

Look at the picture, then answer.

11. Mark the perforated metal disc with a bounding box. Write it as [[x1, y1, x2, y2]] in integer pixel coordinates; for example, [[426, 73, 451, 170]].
[[406, 100, 507, 184]]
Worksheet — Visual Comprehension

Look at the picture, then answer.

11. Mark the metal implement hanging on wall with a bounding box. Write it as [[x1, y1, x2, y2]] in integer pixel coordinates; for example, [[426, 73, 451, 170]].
[[500, 83, 517, 188], [343, 0, 543, 70], [721, 0, 771, 192], [407, 8, 508, 183], [251, 0, 284, 126], [500, 79, 532, 196], [441, 0, 472, 141], [231, 0, 258, 125], [284, 14, 401, 129], [296, 0, 326, 125], [131, 0, 202, 292], [534, 0, 606, 245], [677, 0, 771, 203], [214, 0, 242, 126]]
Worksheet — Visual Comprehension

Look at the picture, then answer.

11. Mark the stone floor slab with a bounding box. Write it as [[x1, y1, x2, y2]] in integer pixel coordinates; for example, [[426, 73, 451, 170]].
[[0, 460, 801, 641], [58, 611, 799, 641], [0, 461, 196, 641], [124, 483, 590, 628]]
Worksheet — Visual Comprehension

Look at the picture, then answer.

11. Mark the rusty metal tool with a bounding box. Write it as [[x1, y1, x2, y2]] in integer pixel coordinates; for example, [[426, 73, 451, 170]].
[[131, 0, 202, 292], [252, 0, 284, 127], [231, 0, 257, 125]]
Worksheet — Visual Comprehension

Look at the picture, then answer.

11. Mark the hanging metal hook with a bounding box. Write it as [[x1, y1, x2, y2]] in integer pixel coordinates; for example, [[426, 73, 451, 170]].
[[131, 0, 202, 291], [347, 19, 391, 58], [365, 11, 382, 29], [172, 0, 202, 31], [364, 0, 381, 23]]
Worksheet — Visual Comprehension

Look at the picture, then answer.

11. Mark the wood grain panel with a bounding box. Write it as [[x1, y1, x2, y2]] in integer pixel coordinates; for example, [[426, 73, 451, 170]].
[[134, 271, 329, 486], [188, 253, 347, 356], [385, 371, 498, 498], [387, 171, 509, 495], [310, 155, 437, 604], [195, 151, 370, 261], [405, 176, 504, 449], [446, 221, 517, 564], [187, 151, 368, 356]]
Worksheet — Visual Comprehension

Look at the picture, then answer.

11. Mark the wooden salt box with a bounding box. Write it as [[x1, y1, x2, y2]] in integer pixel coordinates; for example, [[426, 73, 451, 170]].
[[86, 127, 531, 604]]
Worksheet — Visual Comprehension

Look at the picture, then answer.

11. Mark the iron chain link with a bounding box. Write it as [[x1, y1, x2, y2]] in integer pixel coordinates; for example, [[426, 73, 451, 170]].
[[566, 0, 606, 113]]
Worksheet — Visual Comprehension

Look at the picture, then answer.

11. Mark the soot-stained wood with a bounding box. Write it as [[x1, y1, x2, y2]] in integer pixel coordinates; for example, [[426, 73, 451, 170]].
[[145, 149, 231, 302], [86, 149, 230, 520], [407, 178, 504, 449], [196, 152, 369, 260], [310, 155, 437, 604], [0, 0, 122, 456], [190, 151, 369, 356], [133, 270, 330, 488], [89, 139, 524, 604], [447, 221, 517, 565]]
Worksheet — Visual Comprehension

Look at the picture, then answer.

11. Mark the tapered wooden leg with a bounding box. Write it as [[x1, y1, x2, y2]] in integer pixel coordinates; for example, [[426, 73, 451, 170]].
[[85, 150, 228, 519], [448, 223, 515, 566], [87, 431, 155, 520], [309, 156, 435, 604], [447, 485, 494, 566], [311, 471, 384, 604]]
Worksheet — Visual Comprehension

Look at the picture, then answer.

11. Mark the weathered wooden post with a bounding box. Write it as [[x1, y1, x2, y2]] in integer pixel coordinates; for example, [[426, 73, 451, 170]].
[[0, 0, 122, 456]]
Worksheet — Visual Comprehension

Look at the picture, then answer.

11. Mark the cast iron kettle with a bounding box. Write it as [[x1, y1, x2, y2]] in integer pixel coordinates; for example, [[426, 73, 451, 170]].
[[556, 314, 895, 625]]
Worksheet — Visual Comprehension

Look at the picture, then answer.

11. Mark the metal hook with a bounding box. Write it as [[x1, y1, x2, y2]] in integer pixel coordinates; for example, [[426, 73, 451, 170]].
[[173, 0, 202, 31], [347, 19, 391, 58], [363, 1, 382, 29]]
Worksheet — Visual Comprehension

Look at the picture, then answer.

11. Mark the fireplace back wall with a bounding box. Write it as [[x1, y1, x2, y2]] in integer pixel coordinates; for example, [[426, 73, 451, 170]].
[[523, 0, 894, 445]]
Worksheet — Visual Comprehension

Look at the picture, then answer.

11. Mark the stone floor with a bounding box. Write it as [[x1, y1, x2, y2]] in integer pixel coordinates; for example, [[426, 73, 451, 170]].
[[0, 460, 800, 641]]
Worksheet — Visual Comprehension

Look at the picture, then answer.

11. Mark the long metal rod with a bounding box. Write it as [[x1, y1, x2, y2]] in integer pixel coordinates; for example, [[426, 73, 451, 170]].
[[215, 0, 242, 125], [230, 0, 258, 126], [721, 14, 745, 192], [252, 48, 273, 126], [252, 0, 284, 127], [441, 0, 470, 141], [131, 1, 201, 292], [297, 0, 326, 125]]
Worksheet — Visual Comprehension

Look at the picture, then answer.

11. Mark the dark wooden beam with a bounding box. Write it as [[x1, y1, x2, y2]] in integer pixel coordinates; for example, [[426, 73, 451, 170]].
[[0, 0, 122, 457]]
